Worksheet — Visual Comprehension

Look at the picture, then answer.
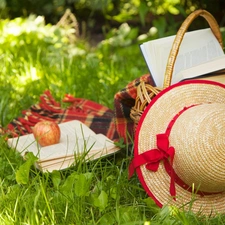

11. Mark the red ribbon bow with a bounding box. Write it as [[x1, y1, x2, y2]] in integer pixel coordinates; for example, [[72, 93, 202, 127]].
[[129, 133, 176, 198]]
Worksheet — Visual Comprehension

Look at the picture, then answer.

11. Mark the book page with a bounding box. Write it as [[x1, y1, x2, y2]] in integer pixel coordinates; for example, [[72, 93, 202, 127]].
[[140, 34, 175, 87], [36, 134, 120, 172], [195, 73, 225, 84], [37, 156, 76, 172], [173, 55, 225, 83], [7, 120, 117, 162], [36, 146, 120, 172], [140, 28, 224, 87]]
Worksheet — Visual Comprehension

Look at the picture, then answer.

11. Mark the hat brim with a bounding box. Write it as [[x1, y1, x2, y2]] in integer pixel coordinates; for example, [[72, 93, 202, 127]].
[[135, 79, 225, 215]]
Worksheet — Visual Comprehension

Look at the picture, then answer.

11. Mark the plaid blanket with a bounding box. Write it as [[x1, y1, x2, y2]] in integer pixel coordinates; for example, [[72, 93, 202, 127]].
[[1, 90, 118, 141], [114, 74, 155, 143], [1, 74, 154, 144]]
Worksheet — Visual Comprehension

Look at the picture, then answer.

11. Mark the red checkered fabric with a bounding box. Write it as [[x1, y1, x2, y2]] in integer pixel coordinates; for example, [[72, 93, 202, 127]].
[[2, 90, 118, 141], [1, 74, 155, 144], [114, 74, 155, 143]]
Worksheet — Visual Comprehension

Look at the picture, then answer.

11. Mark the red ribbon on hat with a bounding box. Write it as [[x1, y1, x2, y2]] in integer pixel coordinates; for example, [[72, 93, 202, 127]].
[[129, 133, 176, 197], [129, 105, 197, 199]]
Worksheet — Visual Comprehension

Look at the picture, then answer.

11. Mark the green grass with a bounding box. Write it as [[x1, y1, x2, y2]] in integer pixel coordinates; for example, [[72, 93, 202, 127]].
[[1, 16, 225, 225]]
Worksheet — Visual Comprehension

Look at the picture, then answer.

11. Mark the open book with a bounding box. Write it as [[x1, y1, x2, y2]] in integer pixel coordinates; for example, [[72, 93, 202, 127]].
[[7, 120, 120, 172], [140, 28, 225, 87]]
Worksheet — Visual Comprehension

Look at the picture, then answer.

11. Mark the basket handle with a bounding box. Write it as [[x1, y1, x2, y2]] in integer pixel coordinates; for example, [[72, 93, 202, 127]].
[[163, 9, 224, 88]]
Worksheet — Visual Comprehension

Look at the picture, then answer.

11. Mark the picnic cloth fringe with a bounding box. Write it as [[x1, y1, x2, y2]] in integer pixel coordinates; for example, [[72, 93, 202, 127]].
[[1, 90, 118, 141]]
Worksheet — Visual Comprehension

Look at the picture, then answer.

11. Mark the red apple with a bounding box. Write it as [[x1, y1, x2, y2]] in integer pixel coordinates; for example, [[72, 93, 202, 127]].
[[33, 121, 61, 147]]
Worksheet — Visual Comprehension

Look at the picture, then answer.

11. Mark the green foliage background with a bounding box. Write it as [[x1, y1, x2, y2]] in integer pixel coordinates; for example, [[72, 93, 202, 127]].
[[0, 1, 225, 224], [1, 0, 225, 37]]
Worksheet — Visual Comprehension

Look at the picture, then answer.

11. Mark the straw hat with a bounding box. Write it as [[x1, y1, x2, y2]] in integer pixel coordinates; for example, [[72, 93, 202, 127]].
[[129, 80, 225, 216]]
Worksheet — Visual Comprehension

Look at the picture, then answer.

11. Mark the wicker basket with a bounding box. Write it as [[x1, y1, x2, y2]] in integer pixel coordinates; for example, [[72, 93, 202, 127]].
[[130, 9, 224, 128]]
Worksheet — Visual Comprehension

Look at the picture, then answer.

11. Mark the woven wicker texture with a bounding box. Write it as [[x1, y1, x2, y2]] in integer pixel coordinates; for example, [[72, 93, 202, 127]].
[[130, 9, 224, 127]]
